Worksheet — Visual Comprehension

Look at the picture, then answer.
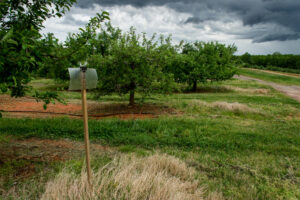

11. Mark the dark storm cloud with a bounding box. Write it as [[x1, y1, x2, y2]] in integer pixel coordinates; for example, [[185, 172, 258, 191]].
[[75, 0, 176, 8], [75, 0, 300, 43], [253, 33, 300, 43]]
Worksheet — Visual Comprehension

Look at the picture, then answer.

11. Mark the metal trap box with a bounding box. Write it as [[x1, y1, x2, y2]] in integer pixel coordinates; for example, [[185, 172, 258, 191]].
[[68, 68, 98, 91]]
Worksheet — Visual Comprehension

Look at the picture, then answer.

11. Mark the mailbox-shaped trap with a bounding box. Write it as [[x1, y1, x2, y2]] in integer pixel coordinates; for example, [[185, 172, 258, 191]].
[[68, 68, 98, 91]]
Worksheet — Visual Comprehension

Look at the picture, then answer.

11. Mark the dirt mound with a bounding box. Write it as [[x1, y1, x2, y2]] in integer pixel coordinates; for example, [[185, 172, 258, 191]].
[[0, 95, 179, 119]]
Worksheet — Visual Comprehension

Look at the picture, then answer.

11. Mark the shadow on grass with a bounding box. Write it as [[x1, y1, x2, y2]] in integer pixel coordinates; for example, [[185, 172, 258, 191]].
[[183, 85, 233, 94]]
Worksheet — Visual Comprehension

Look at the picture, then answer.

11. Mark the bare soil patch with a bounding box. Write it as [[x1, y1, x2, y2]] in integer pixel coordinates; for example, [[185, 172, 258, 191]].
[[0, 95, 179, 119], [0, 137, 111, 181]]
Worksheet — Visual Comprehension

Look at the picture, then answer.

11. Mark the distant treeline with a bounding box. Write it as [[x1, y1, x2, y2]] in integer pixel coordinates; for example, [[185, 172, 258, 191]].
[[240, 53, 300, 73]]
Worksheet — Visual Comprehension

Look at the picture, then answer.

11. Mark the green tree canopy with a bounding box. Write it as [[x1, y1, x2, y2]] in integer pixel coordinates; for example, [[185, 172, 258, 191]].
[[168, 41, 237, 91], [88, 27, 174, 105]]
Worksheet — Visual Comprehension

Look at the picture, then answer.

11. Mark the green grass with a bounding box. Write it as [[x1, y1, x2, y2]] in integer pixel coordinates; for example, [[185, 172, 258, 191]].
[[0, 117, 299, 154], [1, 78, 299, 199], [239, 68, 300, 86], [1, 117, 299, 199]]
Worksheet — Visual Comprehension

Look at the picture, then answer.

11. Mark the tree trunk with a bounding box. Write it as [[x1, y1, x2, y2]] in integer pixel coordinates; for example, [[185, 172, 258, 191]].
[[129, 64, 136, 106], [192, 81, 197, 92], [129, 90, 135, 106]]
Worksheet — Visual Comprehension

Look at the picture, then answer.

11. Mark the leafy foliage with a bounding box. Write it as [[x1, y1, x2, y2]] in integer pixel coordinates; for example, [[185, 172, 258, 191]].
[[0, 0, 76, 97]]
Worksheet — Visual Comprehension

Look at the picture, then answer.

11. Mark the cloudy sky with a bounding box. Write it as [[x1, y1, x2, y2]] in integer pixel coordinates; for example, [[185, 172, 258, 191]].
[[42, 0, 300, 55]]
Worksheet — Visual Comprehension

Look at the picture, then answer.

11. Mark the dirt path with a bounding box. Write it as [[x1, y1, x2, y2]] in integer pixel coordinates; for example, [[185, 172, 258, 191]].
[[248, 68, 300, 78], [234, 75, 300, 102]]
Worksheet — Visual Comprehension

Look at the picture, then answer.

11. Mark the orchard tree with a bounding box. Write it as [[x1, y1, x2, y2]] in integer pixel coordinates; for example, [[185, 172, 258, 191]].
[[195, 42, 237, 83], [169, 41, 237, 91], [167, 53, 196, 88], [88, 27, 174, 106], [182, 42, 206, 91]]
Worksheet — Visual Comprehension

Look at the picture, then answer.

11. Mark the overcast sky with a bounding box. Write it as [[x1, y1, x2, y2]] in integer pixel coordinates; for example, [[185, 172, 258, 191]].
[[42, 0, 300, 55]]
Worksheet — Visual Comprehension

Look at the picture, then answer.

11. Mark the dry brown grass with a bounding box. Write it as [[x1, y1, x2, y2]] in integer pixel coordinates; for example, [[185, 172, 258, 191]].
[[41, 154, 203, 200], [226, 86, 270, 94], [211, 102, 256, 112], [189, 100, 257, 113]]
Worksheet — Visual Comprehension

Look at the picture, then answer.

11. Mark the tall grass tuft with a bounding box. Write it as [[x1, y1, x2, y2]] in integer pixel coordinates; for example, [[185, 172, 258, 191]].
[[41, 154, 203, 200]]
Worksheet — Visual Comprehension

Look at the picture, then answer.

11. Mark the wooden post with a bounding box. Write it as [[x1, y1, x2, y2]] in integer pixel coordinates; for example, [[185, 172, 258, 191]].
[[81, 67, 92, 185]]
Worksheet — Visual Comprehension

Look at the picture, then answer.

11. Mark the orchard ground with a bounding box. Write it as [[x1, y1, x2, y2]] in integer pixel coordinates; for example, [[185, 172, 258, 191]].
[[0, 72, 299, 200]]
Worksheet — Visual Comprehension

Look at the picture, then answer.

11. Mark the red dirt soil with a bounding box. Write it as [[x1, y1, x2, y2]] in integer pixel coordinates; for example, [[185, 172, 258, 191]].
[[0, 136, 112, 181], [0, 95, 178, 119]]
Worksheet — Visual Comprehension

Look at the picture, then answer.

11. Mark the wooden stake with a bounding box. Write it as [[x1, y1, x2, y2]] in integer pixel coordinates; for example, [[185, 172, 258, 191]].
[[81, 67, 92, 185]]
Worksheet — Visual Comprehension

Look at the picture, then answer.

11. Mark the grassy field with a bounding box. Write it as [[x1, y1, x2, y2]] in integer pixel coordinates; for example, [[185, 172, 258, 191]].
[[239, 68, 300, 86], [0, 78, 299, 199]]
